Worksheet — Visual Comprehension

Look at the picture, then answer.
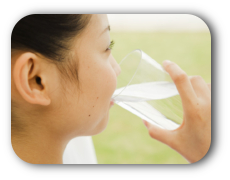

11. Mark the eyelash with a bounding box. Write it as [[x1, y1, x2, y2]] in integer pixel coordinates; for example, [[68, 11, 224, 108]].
[[106, 40, 115, 51]]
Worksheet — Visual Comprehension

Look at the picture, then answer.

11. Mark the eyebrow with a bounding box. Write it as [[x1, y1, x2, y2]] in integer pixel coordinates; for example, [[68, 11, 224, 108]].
[[99, 25, 110, 37]]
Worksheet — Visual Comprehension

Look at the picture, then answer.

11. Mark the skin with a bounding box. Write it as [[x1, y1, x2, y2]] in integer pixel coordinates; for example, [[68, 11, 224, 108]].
[[143, 60, 211, 163], [11, 14, 120, 164]]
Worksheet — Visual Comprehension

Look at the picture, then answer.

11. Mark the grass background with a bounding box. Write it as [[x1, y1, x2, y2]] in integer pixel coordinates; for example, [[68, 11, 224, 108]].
[[92, 32, 211, 164]]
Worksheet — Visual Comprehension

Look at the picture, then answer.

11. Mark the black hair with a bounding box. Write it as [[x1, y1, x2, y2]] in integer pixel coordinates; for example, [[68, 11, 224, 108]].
[[11, 14, 92, 82], [12, 14, 91, 61]]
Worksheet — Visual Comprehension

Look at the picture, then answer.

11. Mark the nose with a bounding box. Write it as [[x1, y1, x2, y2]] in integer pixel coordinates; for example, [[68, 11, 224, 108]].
[[110, 55, 121, 77]]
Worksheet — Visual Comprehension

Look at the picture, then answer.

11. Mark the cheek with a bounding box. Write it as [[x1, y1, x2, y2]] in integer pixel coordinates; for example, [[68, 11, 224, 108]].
[[99, 66, 117, 100], [78, 63, 116, 114], [92, 72, 116, 113], [85, 62, 116, 98]]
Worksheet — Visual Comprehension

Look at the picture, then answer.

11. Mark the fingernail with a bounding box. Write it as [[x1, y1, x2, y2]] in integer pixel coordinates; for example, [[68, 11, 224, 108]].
[[163, 60, 171, 67], [142, 120, 148, 127]]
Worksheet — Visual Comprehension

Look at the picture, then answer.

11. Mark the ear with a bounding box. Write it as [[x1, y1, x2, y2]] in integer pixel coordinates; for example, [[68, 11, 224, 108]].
[[13, 52, 51, 106]]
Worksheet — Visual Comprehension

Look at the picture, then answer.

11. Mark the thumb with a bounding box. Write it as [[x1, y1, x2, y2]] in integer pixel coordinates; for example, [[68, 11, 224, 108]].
[[143, 120, 174, 146]]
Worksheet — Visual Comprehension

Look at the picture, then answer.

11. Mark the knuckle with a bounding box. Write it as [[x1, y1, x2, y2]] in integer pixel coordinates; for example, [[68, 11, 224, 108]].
[[192, 75, 203, 82], [196, 75, 203, 80], [190, 75, 205, 86], [189, 75, 197, 81], [174, 72, 187, 84]]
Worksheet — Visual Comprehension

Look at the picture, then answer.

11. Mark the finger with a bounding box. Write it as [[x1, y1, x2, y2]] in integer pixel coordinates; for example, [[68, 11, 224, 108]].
[[189, 77, 211, 91], [189, 76, 211, 98], [207, 83, 211, 91], [143, 120, 174, 146], [163, 60, 197, 106]]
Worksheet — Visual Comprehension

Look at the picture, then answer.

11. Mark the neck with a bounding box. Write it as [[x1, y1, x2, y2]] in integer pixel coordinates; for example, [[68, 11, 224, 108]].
[[11, 128, 68, 164]]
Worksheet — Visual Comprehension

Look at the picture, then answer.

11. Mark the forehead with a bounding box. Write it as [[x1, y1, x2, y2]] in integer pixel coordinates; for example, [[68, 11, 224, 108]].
[[89, 14, 109, 30], [81, 14, 109, 38], [73, 14, 109, 54]]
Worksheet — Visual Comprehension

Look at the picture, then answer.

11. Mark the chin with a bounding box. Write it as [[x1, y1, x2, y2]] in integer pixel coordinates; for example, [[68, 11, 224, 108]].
[[89, 112, 110, 136]]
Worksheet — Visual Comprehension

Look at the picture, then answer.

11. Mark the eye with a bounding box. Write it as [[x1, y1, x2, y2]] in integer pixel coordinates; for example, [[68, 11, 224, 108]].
[[106, 40, 115, 51]]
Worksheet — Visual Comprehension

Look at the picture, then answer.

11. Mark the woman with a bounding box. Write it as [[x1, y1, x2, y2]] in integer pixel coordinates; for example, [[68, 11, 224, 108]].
[[11, 14, 211, 164]]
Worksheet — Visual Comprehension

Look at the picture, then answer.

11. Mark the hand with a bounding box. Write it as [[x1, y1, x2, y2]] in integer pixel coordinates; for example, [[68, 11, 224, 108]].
[[143, 60, 211, 163]]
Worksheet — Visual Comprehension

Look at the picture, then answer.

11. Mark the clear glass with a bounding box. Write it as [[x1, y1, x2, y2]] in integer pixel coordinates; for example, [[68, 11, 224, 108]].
[[112, 49, 183, 130]]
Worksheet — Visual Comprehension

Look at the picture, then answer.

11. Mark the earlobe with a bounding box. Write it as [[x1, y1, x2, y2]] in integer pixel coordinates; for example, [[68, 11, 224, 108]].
[[31, 89, 51, 106], [13, 52, 51, 106]]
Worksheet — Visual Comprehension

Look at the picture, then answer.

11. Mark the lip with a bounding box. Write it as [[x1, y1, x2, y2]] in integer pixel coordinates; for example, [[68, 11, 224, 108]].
[[110, 99, 115, 106]]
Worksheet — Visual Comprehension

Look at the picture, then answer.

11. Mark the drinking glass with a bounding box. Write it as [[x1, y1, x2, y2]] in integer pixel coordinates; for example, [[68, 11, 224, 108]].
[[112, 49, 183, 130]]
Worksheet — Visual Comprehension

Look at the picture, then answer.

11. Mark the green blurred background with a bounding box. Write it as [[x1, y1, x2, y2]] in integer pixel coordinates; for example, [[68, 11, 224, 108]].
[[92, 31, 211, 164]]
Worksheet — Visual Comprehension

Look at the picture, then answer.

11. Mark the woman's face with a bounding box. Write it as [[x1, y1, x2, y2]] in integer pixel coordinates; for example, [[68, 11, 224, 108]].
[[50, 14, 120, 137]]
